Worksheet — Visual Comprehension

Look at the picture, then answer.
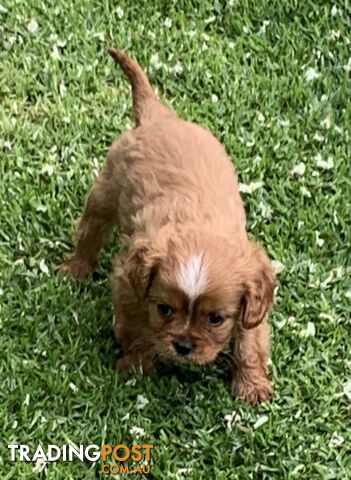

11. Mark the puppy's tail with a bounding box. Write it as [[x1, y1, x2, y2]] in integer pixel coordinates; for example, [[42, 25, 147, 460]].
[[108, 47, 161, 126]]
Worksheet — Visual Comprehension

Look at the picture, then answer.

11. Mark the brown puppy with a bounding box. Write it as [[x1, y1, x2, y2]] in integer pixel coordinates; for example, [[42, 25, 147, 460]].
[[60, 48, 275, 404]]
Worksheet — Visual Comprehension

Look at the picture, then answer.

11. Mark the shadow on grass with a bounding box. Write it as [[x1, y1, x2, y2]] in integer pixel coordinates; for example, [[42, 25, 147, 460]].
[[155, 352, 231, 384]]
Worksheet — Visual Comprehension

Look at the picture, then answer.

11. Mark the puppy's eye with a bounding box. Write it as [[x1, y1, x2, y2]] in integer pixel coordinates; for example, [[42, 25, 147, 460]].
[[208, 312, 224, 326], [157, 303, 174, 317]]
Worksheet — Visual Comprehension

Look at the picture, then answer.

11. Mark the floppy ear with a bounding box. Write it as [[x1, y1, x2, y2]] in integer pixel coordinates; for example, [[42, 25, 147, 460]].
[[240, 246, 275, 329], [125, 237, 161, 298]]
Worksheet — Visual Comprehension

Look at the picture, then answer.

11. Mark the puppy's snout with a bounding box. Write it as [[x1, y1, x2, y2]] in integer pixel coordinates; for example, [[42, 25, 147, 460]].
[[173, 338, 193, 356]]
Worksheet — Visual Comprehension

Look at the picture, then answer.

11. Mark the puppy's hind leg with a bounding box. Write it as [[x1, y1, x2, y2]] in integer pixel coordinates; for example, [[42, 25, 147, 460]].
[[60, 166, 118, 278]]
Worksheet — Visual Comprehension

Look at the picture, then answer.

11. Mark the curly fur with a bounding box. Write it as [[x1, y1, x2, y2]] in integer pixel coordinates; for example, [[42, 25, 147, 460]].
[[60, 48, 276, 404]]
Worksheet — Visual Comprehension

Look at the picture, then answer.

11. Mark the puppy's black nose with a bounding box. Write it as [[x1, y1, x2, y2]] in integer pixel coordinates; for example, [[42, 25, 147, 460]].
[[173, 339, 193, 356]]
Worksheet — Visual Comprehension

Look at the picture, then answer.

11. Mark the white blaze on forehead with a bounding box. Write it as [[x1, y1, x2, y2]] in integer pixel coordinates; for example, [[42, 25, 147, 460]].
[[176, 254, 208, 300]]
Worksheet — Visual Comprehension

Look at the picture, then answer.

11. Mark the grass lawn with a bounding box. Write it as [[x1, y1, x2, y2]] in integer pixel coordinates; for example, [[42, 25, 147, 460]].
[[1, 0, 351, 478]]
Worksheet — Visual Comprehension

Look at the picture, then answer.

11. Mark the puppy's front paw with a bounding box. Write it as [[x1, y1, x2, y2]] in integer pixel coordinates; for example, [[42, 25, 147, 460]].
[[59, 254, 95, 279], [232, 376, 273, 405], [115, 355, 154, 376], [115, 356, 134, 374]]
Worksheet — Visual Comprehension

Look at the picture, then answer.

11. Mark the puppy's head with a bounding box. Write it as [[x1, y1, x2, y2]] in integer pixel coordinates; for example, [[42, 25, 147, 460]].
[[125, 231, 275, 364]]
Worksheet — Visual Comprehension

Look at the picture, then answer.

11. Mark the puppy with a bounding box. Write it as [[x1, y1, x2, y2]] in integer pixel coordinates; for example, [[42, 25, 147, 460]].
[[60, 48, 275, 404]]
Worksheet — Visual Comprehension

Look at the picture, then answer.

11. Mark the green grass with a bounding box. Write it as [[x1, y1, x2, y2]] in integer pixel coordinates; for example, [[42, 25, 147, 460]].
[[1, 0, 351, 478]]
